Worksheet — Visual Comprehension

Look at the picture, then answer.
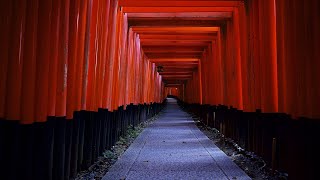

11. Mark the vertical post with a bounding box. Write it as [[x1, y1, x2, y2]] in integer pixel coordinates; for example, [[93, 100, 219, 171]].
[[55, 0, 70, 117], [35, 0, 52, 123], [259, 0, 278, 113], [47, 0, 61, 117], [5, 0, 27, 121], [198, 61, 203, 104], [233, 7, 244, 110], [20, 0, 39, 124], [0, 0, 12, 118], [75, 0, 88, 112], [272, 137, 277, 173]]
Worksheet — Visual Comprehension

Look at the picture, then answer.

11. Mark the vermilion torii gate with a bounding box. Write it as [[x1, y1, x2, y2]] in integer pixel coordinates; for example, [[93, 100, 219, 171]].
[[0, 0, 319, 179]]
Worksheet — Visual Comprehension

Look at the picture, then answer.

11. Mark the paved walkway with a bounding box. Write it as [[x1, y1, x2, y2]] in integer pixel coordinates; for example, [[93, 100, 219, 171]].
[[103, 98, 251, 180]]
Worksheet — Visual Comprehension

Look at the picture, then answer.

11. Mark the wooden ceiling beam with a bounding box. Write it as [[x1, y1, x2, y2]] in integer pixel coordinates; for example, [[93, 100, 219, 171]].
[[129, 19, 227, 27], [139, 34, 216, 40], [162, 68, 197, 71], [160, 64, 198, 67], [150, 58, 199, 62], [162, 74, 193, 77], [122, 7, 235, 13], [162, 71, 197, 74], [143, 47, 204, 53], [127, 12, 232, 18], [141, 41, 210, 46], [155, 62, 199, 65], [162, 77, 192, 80], [146, 52, 202, 55], [165, 85, 182, 87], [119, 1, 241, 7], [132, 26, 219, 33], [140, 39, 212, 43]]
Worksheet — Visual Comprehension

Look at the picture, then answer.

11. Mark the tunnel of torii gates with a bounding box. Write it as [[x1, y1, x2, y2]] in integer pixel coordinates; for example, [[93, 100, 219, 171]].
[[0, 0, 320, 179]]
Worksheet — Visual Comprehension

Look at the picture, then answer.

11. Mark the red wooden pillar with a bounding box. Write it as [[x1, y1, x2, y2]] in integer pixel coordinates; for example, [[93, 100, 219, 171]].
[[0, 0, 12, 118], [206, 46, 214, 104], [96, 0, 110, 109], [285, 0, 298, 117], [215, 31, 224, 105], [117, 13, 128, 107], [200, 49, 207, 104], [224, 20, 235, 107], [18, 0, 40, 178], [47, 0, 61, 117], [84, 0, 99, 111], [124, 29, 134, 105], [220, 26, 227, 105], [252, 0, 262, 111], [52, 1, 70, 180], [5, 0, 27, 121], [94, 0, 103, 110], [246, 0, 256, 111], [66, 0, 81, 119], [258, 0, 266, 112], [198, 59, 203, 104], [238, 2, 251, 111], [20, 0, 39, 124], [101, 0, 111, 109], [111, 6, 122, 110], [133, 35, 141, 105], [55, 0, 70, 117], [211, 37, 223, 105], [142, 57, 149, 103], [233, 7, 244, 110], [105, 0, 118, 110], [276, 0, 288, 114], [259, 0, 278, 113], [295, 0, 308, 117], [0, 1, 25, 179], [76, 0, 88, 111], [302, 0, 312, 118], [34, 0, 52, 122], [311, 0, 320, 118]]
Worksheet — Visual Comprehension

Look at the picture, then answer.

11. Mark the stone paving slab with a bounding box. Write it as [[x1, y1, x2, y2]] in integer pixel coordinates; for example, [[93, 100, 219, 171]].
[[103, 98, 251, 180]]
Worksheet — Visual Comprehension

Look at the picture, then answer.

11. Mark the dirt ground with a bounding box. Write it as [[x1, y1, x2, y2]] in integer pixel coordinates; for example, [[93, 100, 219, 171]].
[[193, 117, 288, 180], [73, 114, 161, 180]]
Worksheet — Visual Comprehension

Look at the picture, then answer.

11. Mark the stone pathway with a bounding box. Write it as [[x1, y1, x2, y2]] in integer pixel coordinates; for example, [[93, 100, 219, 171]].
[[103, 98, 251, 180]]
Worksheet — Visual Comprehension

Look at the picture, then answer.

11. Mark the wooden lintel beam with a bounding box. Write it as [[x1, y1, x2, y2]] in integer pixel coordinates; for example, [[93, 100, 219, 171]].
[[150, 58, 199, 62], [161, 65, 198, 67], [156, 62, 199, 65], [162, 68, 197, 71], [129, 19, 227, 27], [165, 83, 181, 85], [164, 84, 184, 86], [143, 47, 204, 53], [148, 54, 201, 59], [141, 41, 210, 46], [163, 78, 192, 80], [132, 27, 219, 32], [122, 7, 235, 13], [159, 72, 194, 75], [140, 39, 212, 43], [162, 75, 193, 77], [119, 1, 242, 7], [139, 34, 216, 40], [127, 12, 233, 18]]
